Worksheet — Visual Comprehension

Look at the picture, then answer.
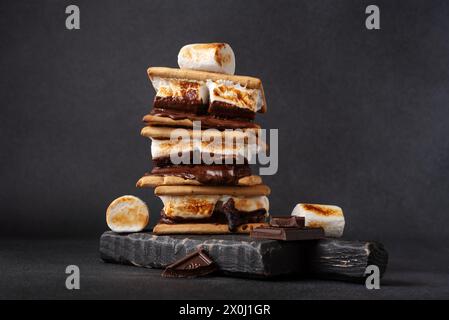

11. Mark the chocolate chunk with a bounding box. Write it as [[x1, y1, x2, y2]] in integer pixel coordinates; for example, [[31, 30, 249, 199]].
[[270, 216, 305, 228], [161, 248, 217, 278], [250, 226, 324, 241]]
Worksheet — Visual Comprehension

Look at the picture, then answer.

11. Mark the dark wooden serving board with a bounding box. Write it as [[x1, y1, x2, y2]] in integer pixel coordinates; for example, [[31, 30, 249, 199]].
[[99, 231, 388, 281]]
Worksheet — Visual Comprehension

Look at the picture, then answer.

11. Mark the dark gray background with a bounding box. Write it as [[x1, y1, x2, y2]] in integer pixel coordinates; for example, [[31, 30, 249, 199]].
[[1, 0, 449, 300], [1, 0, 448, 246]]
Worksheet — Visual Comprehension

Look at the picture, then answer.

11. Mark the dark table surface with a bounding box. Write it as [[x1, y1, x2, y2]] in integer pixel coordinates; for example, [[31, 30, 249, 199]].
[[1, 238, 448, 300]]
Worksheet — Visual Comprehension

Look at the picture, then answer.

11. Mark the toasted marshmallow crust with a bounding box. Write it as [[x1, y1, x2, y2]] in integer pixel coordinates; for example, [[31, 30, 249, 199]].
[[106, 195, 149, 233], [159, 195, 269, 219], [291, 203, 345, 238], [207, 80, 263, 113], [151, 77, 208, 103], [178, 43, 236, 75]]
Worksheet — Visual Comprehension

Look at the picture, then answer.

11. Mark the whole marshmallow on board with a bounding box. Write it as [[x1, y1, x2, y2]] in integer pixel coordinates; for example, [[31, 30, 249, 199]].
[[178, 43, 236, 75], [106, 195, 149, 233], [291, 203, 345, 238]]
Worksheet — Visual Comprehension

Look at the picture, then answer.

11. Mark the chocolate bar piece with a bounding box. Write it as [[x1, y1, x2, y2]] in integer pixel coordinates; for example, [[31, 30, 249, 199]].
[[161, 248, 217, 278], [250, 226, 324, 241], [270, 216, 305, 228]]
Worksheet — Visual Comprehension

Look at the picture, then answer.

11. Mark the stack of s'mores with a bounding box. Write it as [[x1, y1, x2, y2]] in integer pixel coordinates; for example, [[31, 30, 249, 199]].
[[137, 43, 270, 234]]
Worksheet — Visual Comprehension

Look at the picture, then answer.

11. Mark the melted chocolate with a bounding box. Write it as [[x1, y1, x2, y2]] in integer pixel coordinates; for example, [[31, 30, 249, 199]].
[[147, 108, 259, 130], [220, 198, 266, 231], [152, 154, 249, 168], [159, 198, 267, 231], [153, 97, 208, 114], [208, 101, 256, 120], [150, 164, 251, 185]]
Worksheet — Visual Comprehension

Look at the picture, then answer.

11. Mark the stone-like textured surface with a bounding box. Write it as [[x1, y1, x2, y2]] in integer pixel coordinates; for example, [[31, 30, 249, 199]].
[[99, 231, 388, 280], [306, 239, 388, 281]]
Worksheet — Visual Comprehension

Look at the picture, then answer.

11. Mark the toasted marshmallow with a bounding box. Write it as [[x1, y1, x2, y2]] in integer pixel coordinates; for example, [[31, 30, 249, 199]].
[[159, 195, 269, 219], [207, 80, 263, 113], [178, 43, 236, 75], [292, 203, 345, 238], [150, 135, 261, 163], [159, 195, 220, 219], [106, 195, 149, 233], [151, 77, 208, 104], [227, 196, 269, 212]]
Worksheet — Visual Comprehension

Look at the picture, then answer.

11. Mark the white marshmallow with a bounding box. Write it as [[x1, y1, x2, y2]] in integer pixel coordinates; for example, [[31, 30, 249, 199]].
[[291, 203, 345, 238], [150, 129, 262, 162], [178, 43, 236, 75]]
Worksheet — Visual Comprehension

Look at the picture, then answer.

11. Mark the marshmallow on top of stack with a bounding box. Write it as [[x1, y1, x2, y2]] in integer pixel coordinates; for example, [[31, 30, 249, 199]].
[[137, 43, 270, 234]]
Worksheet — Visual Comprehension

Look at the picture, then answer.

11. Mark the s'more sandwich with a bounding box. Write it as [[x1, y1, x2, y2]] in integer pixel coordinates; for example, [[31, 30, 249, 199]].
[[153, 184, 270, 234], [143, 43, 266, 130], [137, 43, 271, 234]]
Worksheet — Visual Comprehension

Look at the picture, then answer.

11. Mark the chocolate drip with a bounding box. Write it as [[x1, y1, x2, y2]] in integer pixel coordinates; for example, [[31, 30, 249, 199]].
[[159, 198, 267, 231], [147, 108, 259, 130], [150, 164, 251, 185]]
